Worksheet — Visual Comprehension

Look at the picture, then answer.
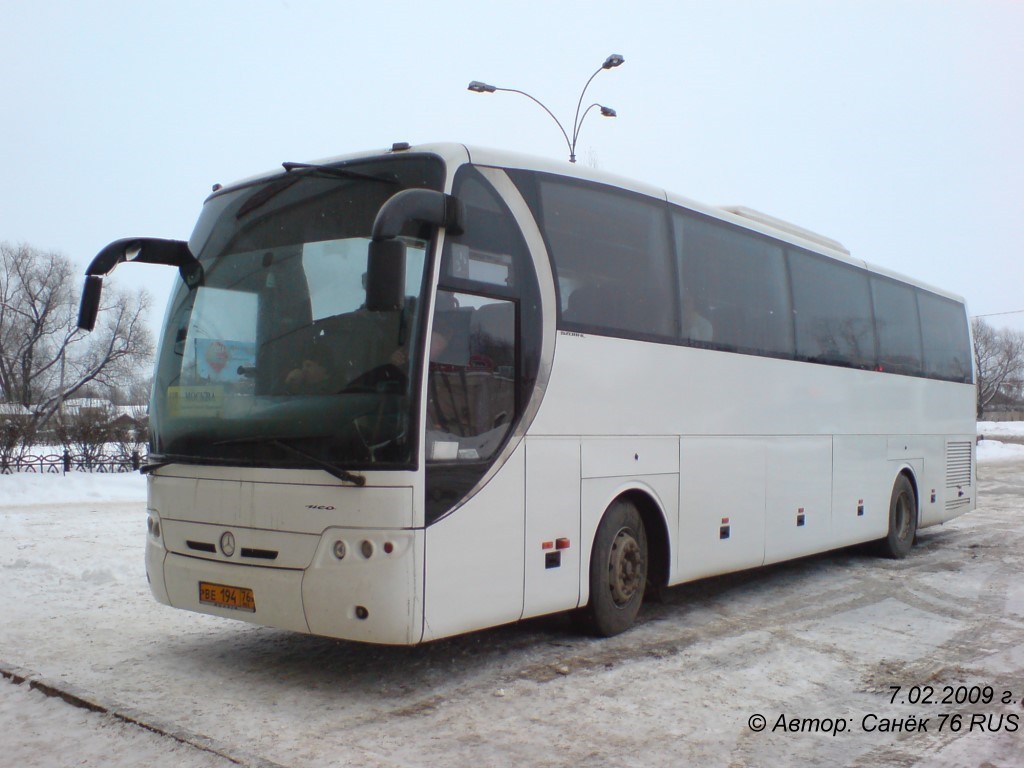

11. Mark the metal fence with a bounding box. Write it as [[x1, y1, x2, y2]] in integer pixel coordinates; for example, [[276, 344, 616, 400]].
[[0, 450, 145, 474], [983, 409, 1024, 422]]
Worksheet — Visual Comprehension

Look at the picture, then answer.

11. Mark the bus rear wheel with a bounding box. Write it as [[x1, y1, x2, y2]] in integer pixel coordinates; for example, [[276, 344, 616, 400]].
[[585, 500, 648, 637], [878, 474, 917, 559]]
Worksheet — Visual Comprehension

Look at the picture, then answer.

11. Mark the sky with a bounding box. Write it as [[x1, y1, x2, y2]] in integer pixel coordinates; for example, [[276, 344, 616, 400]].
[[2, 0, 1022, 336]]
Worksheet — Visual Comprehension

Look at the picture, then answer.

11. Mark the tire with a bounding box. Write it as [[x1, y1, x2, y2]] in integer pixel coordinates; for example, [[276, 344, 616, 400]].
[[878, 474, 917, 559], [585, 500, 649, 637]]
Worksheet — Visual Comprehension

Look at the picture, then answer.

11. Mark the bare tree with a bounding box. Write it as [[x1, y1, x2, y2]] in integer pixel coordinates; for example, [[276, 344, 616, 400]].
[[972, 317, 1024, 418], [0, 408, 36, 471], [55, 402, 118, 468], [107, 402, 149, 458], [0, 242, 153, 430]]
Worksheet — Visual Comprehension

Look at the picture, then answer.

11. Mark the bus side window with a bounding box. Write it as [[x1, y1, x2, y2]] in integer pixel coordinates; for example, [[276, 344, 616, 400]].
[[872, 275, 923, 376], [523, 175, 676, 340], [673, 211, 792, 357], [917, 290, 973, 383], [564, 281, 619, 327], [789, 247, 876, 369]]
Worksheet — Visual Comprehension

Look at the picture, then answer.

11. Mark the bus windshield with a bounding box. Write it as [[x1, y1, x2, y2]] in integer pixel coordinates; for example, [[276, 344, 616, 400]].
[[149, 156, 444, 470]]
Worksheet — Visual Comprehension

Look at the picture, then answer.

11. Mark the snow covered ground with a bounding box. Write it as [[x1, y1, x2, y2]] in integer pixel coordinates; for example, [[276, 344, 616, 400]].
[[0, 681, 235, 768], [977, 421, 1024, 463], [2, 427, 1023, 767]]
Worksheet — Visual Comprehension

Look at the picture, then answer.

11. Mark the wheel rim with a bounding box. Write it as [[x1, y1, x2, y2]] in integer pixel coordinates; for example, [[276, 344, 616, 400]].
[[608, 527, 644, 606]]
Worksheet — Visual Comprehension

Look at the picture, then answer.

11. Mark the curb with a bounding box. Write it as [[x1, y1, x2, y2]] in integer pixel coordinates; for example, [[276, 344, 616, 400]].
[[0, 661, 287, 768]]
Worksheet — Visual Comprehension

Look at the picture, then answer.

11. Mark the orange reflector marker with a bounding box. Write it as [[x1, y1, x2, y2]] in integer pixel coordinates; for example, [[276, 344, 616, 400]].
[[542, 541, 554, 550], [555, 538, 570, 550], [721, 517, 730, 524]]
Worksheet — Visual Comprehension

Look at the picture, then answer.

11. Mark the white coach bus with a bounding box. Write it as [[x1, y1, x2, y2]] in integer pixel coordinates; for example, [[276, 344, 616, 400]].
[[79, 143, 976, 644]]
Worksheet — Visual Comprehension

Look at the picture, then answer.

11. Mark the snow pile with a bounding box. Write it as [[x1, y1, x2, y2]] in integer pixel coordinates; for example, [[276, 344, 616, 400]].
[[977, 439, 1024, 463], [977, 421, 1024, 439], [0, 471, 146, 506], [976, 421, 1024, 463]]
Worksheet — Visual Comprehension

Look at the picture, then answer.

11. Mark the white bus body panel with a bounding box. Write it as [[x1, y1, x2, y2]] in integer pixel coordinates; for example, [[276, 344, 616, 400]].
[[302, 527, 423, 644], [149, 466, 419, 531], [523, 438, 582, 619], [679, 437, 766, 581], [830, 436, 892, 548], [763, 436, 833, 565], [534, 335, 974, 439], [421, 445, 526, 642], [531, 333, 975, 583], [147, 470, 425, 645]]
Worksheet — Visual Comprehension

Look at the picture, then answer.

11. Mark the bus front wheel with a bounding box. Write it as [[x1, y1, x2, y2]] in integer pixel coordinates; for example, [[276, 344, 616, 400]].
[[878, 474, 917, 559], [585, 500, 649, 637]]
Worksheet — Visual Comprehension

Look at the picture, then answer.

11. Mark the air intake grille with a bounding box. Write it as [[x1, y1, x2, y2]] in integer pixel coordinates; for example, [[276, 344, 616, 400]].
[[946, 441, 973, 488]]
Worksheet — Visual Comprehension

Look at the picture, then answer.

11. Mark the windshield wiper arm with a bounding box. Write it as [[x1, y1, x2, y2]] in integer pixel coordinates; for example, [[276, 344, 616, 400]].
[[281, 162, 400, 185], [267, 438, 367, 486], [209, 436, 367, 486], [236, 163, 401, 219]]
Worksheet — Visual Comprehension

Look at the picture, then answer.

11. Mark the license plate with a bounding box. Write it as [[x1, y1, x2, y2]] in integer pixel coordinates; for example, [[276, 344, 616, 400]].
[[199, 581, 255, 612]]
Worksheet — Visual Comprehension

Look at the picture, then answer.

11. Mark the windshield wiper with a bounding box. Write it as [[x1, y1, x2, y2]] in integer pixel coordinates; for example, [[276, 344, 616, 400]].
[[140, 459, 175, 475], [282, 162, 400, 186], [236, 175, 302, 218], [236, 162, 401, 220], [210, 436, 367, 486], [268, 438, 366, 486]]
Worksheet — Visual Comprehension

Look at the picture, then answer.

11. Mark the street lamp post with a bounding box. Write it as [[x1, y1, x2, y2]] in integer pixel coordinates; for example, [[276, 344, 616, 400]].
[[468, 54, 624, 163]]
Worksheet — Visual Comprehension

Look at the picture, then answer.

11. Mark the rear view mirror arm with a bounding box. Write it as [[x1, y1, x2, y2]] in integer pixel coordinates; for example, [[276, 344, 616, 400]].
[[78, 238, 202, 331], [370, 189, 463, 242]]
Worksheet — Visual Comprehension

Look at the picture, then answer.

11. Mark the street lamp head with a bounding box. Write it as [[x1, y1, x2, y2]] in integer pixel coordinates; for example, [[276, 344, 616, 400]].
[[466, 58, 624, 163]]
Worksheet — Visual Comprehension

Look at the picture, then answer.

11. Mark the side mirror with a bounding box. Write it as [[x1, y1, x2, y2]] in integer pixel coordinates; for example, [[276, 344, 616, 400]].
[[364, 188, 462, 312], [77, 238, 201, 331], [78, 275, 104, 331], [366, 239, 406, 311]]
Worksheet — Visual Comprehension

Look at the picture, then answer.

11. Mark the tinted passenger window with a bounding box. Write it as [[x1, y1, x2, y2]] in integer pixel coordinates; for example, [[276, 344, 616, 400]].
[[871, 276, 923, 376], [426, 290, 516, 462], [526, 177, 676, 340], [441, 173, 520, 292], [917, 290, 973, 382], [790, 250, 876, 369], [673, 212, 793, 357]]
